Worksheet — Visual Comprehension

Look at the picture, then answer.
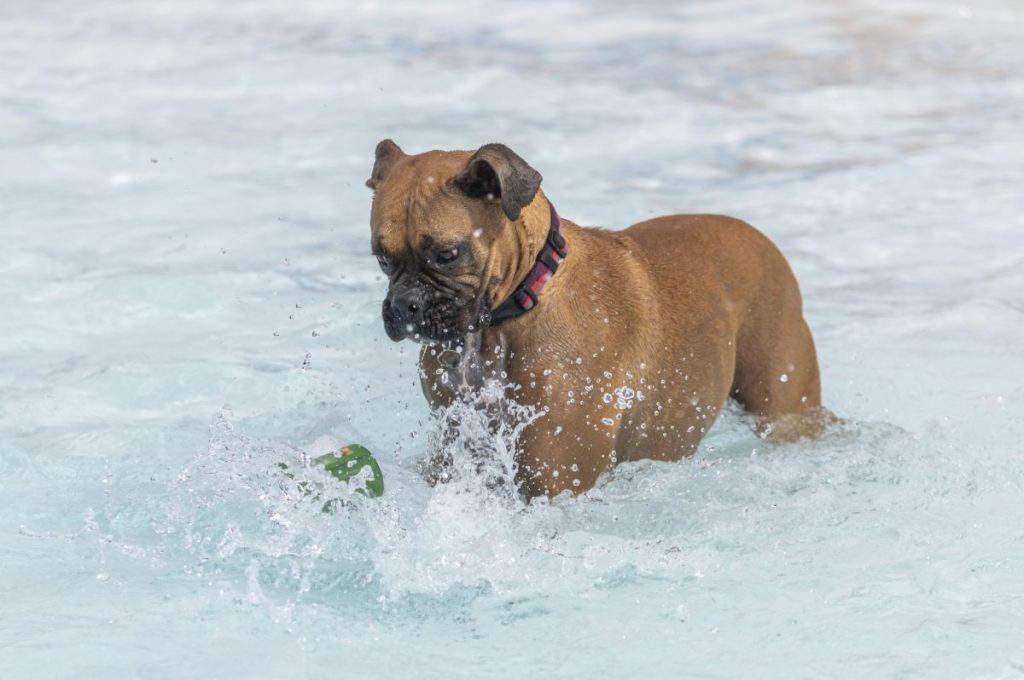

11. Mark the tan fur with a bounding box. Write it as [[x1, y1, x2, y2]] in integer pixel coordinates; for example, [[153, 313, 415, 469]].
[[369, 144, 824, 498]]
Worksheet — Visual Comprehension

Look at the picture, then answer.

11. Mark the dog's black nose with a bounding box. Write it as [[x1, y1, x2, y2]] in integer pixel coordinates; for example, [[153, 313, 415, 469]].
[[388, 289, 426, 326]]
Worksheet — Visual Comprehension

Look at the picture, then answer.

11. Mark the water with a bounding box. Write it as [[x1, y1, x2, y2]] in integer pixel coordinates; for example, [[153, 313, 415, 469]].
[[2, 0, 1023, 677]]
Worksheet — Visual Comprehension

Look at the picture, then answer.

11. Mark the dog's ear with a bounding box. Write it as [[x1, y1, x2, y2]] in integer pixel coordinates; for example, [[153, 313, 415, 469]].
[[366, 139, 406, 190], [452, 144, 542, 221]]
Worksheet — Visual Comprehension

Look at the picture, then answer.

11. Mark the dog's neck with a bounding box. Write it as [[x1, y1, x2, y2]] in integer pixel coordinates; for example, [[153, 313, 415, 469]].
[[441, 193, 581, 397], [486, 192, 560, 312], [481, 196, 581, 359]]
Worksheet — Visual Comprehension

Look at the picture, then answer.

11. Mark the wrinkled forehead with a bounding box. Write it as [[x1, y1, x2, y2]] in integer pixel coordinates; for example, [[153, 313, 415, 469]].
[[370, 151, 475, 252]]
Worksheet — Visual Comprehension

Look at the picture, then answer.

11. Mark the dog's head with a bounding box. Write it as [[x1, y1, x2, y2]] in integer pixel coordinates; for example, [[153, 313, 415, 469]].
[[366, 140, 542, 344]]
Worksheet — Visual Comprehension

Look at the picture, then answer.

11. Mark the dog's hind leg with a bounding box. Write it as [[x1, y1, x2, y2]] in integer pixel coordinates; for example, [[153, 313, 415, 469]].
[[730, 312, 828, 441]]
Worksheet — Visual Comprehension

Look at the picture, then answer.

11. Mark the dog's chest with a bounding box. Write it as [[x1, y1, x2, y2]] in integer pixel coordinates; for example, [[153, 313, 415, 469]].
[[433, 332, 508, 405]]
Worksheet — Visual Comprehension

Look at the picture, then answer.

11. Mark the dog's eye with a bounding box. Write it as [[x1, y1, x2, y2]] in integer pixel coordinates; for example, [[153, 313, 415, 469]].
[[375, 253, 392, 273], [435, 247, 460, 265]]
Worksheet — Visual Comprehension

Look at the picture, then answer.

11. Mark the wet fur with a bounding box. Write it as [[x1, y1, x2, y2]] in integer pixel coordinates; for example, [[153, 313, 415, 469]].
[[368, 141, 827, 498]]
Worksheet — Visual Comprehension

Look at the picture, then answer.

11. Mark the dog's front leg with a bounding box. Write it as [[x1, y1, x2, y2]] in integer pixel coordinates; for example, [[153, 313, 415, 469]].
[[418, 414, 457, 486], [416, 334, 507, 487], [418, 391, 516, 488]]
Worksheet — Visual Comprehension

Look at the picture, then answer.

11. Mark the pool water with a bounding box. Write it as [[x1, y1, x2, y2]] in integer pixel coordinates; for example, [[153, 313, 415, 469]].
[[2, 0, 1023, 677]]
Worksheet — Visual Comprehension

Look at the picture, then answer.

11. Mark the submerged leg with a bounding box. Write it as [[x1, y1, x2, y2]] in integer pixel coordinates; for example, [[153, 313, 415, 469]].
[[731, 317, 828, 440]]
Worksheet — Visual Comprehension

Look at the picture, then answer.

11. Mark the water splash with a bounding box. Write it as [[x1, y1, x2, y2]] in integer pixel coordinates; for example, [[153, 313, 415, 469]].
[[159, 388, 550, 608]]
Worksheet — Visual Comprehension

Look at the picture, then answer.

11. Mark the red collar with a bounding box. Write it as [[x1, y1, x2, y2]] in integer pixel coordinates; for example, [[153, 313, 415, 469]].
[[488, 202, 568, 326]]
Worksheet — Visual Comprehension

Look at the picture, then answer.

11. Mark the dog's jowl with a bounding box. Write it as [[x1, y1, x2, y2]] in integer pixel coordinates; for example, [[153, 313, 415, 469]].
[[367, 140, 826, 498]]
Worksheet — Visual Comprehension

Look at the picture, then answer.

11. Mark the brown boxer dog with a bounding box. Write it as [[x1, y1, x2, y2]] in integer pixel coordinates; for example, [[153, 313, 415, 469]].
[[366, 139, 825, 498]]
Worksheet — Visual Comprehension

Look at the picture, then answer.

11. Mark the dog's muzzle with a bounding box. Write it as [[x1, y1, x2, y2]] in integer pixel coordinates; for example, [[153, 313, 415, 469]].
[[382, 284, 480, 343]]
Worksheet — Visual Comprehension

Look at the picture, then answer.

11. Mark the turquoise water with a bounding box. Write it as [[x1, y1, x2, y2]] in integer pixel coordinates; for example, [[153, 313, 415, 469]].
[[2, 1, 1023, 677]]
